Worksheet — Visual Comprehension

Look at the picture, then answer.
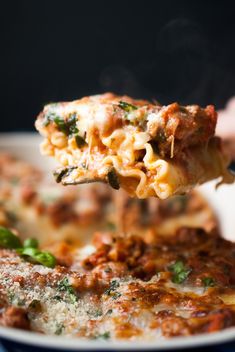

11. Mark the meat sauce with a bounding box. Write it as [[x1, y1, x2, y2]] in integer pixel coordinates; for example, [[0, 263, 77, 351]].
[[0, 227, 235, 340]]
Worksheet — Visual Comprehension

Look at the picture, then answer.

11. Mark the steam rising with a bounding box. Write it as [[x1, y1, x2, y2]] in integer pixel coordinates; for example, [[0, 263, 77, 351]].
[[99, 19, 234, 107]]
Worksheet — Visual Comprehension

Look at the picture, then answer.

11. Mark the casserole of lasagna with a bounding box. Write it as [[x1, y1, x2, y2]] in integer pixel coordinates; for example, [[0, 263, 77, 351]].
[[0, 145, 235, 343]]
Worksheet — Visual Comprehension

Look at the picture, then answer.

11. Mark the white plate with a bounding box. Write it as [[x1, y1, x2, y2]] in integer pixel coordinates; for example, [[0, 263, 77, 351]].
[[0, 132, 235, 351]]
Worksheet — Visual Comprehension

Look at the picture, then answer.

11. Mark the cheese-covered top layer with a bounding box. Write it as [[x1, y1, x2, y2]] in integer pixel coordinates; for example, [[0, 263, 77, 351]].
[[1, 228, 235, 340]]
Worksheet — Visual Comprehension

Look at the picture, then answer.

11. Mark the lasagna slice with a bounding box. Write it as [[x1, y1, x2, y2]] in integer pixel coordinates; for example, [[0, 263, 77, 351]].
[[35, 93, 234, 199]]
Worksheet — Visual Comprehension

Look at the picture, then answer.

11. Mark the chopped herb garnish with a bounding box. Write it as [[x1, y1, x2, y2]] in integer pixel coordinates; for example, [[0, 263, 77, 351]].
[[111, 292, 121, 300], [43, 111, 78, 135], [8, 291, 15, 304], [53, 168, 68, 183], [58, 277, 74, 293], [0, 227, 21, 249], [75, 135, 86, 147], [93, 331, 110, 340], [202, 277, 215, 287], [52, 295, 63, 301], [8, 291, 25, 306], [17, 247, 56, 268], [67, 113, 78, 135], [104, 280, 121, 299], [55, 323, 65, 335], [118, 101, 138, 112], [23, 238, 38, 249], [53, 166, 77, 183], [53, 116, 70, 135], [42, 112, 57, 127], [107, 168, 120, 190], [106, 309, 113, 315], [93, 309, 103, 318], [105, 280, 120, 295], [56, 113, 78, 135], [87, 308, 103, 318], [52, 112, 87, 149], [0, 226, 56, 268], [169, 260, 191, 284], [43, 109, 78, 137], [34, 251, 56, 268], [58, 277, 78, 303]]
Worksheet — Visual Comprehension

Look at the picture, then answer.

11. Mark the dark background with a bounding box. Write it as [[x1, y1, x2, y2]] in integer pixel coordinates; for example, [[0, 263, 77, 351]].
[[1, 0, 235, 132]]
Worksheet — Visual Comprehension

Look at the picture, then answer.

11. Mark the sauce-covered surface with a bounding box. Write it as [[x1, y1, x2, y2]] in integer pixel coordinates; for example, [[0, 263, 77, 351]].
[[1, 228, 235, 340], [0, 152, 235, 341]]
